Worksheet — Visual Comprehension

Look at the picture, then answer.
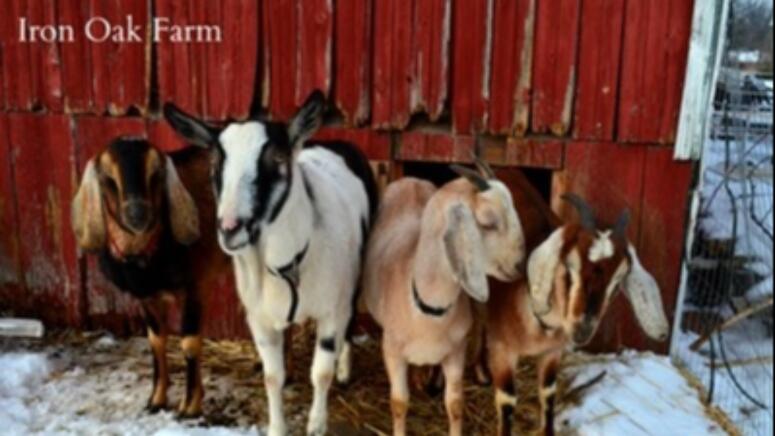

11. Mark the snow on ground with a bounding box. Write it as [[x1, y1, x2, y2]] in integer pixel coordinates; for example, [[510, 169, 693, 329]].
[[556, 351, 729, 436], [0, 335, 258, 436], [0, 332, 733, 436], [673, 319, 773, 436]]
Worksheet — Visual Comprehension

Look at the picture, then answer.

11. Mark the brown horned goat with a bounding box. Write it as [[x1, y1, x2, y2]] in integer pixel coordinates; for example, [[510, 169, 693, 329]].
[[483, 171, 670, 435]]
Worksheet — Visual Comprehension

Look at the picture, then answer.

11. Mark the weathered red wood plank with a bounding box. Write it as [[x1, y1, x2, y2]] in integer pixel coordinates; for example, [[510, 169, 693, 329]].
[[660, 0, 694, 143], [263, 0, 299, 121], [298, 0, 332, 103], [1, 0, 34, 110], [26, 0, 64, 112], [73, 117, 147, 333], [618, 0, 693, 143], [203, 0, 224, 118], [371, 0, 395, 128], [157, 0, 196, 115], [313, 126, 391, 161], [117, 0, 150, 115], [228, 0, 259, 119], [531, 0, 580, 136], [554, 142, 646, 352], [480, 138, 564, 169], [415, 0, 450, 122], [333, 0, 372, 126], [451, 0, 490, 134], [396, 131, 474, 163], [0, 116, 22, 304], [57, 1, 94, 113], [372, 0, 415, 129], [573, 0, 625, 141], [488, 0, 534, 136], [636, 148, 692, 352], [8, 114, 82, 328], [88, 0, 115, 113]]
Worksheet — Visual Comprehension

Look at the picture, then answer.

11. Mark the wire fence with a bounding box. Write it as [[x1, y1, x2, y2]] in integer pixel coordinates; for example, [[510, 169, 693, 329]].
[[672, 67, 773, 435]]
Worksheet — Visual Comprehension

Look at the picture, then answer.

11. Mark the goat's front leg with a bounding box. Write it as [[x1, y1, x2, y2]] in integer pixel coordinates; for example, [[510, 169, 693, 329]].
[[538, 351, 562, 436], [142, 298, 169, 413], [307, 318, 347, 435], [178, 294, 204, 418], [335, 339, 352, 385], [490, 343, 518, 436], [442, 348, 466, 436], [249, 318, 287, 436], [383, 341, 409, 436]]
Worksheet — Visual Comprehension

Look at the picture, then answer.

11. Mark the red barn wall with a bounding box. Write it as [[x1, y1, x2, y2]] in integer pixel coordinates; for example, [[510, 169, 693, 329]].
[[0, 0, 694, 351]]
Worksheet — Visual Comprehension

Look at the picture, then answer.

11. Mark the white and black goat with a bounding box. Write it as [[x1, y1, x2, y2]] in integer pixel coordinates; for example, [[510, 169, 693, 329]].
[[481, 172, 670, 435], [164, 91, 378, 436], [361, 161, 525, 436]]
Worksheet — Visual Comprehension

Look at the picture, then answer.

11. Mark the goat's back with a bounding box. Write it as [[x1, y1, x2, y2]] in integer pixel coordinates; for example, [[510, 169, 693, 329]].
[[485, 169, 567, 353], [362, 177, 436, 325], [169, 147, 231, 288]]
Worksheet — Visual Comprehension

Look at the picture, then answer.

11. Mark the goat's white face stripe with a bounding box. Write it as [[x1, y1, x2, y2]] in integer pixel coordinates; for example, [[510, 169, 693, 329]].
[[217, 122, 267, 224], [588, 230, 614, 262]]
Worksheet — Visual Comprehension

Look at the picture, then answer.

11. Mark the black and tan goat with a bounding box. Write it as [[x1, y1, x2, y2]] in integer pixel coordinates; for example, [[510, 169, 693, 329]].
[[482, 173, 669, 435], [71, 138, 230, 417]]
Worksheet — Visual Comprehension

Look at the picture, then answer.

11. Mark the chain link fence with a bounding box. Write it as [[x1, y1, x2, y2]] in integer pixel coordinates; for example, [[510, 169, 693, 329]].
[[672, 64, 773, 435]]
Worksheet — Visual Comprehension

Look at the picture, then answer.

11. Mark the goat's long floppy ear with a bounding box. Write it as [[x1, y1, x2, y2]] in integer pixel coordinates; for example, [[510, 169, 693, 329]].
[[71, 159, 106, 251], [164, 157, 200, 245], [288, 90, 325, 147], [623, 244, 670, 341], [443, 203, 489, 302], [526, 227, 565, 315], [163, 103, 218, 148]]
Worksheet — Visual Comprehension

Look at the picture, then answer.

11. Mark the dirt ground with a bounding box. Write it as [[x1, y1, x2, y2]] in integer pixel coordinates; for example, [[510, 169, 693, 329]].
[[0, 329, 560, 435]]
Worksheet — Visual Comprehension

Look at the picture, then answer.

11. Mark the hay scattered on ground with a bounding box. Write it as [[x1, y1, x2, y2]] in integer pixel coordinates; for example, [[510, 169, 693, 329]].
[[0, 330, 736, 435]]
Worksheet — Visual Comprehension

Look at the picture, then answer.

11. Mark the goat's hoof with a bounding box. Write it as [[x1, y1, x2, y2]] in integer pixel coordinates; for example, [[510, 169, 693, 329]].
[[176, 399, 203, 420], [306, 423, 326, 436], [145, 403, 165, 414], [335, 365, 352, 386], [176, 408, 202, 420], [266, 423, 288, 436]]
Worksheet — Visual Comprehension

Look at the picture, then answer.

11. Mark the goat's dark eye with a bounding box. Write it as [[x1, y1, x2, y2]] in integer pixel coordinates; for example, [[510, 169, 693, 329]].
[[481, 222, 498, 231]]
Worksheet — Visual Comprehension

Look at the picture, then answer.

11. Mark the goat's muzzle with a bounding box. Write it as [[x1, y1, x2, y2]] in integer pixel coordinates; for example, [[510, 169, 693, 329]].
[[122, 200, 153, 234]]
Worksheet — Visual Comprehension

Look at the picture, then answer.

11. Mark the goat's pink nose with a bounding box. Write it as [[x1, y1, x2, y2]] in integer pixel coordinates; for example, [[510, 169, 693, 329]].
[[219, 216, 240, 232]]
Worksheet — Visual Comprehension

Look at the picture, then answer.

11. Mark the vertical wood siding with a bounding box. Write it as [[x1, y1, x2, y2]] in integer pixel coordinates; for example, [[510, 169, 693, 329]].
[[0, 0, 696, 351]]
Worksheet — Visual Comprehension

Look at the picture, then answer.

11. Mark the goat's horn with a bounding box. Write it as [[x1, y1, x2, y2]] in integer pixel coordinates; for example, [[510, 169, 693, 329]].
[[474, 156, 496, 179], [613, 208, 631, 239], [470, 139, 496, 179], [562, 193, 596, 230], [451, 164, 490, 191]]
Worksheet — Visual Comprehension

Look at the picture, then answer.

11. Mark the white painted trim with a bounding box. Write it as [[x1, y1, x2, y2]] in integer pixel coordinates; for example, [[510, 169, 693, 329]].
[[674, 0, 730, 161]]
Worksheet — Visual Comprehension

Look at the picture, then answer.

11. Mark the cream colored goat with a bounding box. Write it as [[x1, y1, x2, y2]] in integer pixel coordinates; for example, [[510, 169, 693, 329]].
[[362, 161, 525, 436]]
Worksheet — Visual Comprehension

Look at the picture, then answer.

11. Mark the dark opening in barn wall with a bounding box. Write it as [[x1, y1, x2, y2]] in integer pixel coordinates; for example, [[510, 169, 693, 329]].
[[401, 161, 552, 204]]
